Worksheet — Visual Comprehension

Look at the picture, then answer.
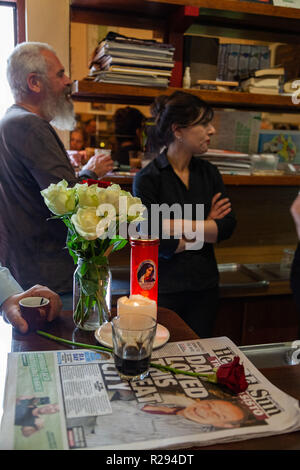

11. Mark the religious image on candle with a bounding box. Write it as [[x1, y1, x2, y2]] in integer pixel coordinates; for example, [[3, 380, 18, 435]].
[[137, 260, 156, 290], [117, 295, 157, 321]]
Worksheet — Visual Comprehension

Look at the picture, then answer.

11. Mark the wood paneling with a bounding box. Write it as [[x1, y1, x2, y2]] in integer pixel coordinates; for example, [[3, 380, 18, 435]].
[[221, 185, 298, 248], [215, 294, 299, 346]]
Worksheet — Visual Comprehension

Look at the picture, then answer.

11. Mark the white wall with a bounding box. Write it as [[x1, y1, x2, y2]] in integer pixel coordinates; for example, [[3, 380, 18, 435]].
[[25, 0, 70, 145]]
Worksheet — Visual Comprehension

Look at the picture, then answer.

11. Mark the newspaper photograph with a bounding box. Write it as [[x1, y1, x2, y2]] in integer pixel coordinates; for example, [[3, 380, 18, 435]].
[[1, 336, 300, 450]]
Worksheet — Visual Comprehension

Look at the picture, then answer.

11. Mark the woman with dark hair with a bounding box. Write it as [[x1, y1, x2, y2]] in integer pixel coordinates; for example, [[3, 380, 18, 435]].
[[113, 106, 145, 165], [133, 91, 236, 338]]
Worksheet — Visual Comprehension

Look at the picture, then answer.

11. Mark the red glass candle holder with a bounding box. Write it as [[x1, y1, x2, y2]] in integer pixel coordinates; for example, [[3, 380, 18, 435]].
[[130, 238, 159, 303]]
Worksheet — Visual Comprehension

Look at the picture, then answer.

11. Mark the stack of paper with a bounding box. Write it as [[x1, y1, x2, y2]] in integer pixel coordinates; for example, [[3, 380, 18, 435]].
[[240, 67, 285, 95], [88, 32, 175, 88], [199, 149, 252, 175]]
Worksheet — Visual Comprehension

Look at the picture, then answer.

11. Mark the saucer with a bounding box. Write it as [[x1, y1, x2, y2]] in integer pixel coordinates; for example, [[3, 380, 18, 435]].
[[95, 322, 170, 350]]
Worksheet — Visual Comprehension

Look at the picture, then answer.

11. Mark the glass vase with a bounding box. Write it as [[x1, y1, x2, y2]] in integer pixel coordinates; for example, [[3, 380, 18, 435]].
[[73, 258, 112, 331]]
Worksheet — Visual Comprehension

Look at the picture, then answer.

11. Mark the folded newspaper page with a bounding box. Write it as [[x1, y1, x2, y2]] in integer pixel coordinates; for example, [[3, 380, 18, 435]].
[[1, 336, 300, 450]]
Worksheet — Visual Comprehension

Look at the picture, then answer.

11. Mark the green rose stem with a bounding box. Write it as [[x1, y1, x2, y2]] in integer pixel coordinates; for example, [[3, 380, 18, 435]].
[[37, 330, 113, 353], [91, 242, 103, 326], [74, 273, 85, 328], [73, 251, 111, 328], [103, 244, 114, 258], [36, 330, 218, 383]]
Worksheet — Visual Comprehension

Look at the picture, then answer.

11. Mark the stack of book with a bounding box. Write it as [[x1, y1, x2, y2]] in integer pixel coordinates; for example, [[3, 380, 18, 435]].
[[199, 149, 252, 175], [240, 67, 285, 95], [217, 44, 271, 82], [195, 80, 239, 91], [88, 32, 175, 88]]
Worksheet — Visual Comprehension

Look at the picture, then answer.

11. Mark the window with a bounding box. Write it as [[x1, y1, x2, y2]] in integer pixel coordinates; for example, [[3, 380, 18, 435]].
[[0, 2, 17, 119]]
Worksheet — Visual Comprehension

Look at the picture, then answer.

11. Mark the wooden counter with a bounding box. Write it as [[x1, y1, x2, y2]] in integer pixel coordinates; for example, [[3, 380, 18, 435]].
[[102, 171, 300, 188]]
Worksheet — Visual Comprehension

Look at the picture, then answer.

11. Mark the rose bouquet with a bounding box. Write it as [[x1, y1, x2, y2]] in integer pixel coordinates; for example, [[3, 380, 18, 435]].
[[41, 180, 144, 330]]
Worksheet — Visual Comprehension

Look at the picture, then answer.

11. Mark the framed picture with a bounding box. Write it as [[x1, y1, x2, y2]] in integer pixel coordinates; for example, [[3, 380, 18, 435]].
[[89, 102, 114, 115], [258, 130, 300, 163]]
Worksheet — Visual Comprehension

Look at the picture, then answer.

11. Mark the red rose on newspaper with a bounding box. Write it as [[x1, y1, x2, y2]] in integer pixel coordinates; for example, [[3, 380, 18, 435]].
[[216, 356, 248, 394]]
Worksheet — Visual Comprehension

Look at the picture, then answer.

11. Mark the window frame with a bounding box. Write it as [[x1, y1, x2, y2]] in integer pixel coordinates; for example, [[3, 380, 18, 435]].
[[0, 0, 25, 44]]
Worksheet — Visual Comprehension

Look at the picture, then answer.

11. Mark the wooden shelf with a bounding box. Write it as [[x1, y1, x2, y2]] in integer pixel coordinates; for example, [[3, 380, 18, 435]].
[[71, 0, 300, 21], [72, 80, 300, 112], [71, 0, 300, 40], [102, 172, 300, 187], [172, 0, 300, 19]]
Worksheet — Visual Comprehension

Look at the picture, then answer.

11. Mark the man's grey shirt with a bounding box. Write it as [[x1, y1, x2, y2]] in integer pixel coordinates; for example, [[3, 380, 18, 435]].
[[0, 105, 82, 293]]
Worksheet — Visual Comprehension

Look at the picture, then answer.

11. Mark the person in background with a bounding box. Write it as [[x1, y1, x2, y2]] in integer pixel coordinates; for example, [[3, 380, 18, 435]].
[[84, 118, 97, 147], [0, 264, 62, 334], [68, 127, 89, 170], [112, 106, 145, 166], [133, 91, 236, 338], [70, 128, 86, 151], [290, 194, 300, 315], [0, 42, 113, 307]]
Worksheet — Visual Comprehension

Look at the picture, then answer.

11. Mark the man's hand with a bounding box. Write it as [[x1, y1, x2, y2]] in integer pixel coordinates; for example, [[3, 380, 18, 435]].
[[207, 192, 231, 220], [82, 153, 114, 178], [67, 150, 87, 168], [1, 284, 62, 334]]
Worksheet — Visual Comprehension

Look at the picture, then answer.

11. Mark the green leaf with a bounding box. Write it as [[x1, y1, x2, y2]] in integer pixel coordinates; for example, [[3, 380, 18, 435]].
[[80, 278, 98, 296], [62, 217, 75, 230], [47, 215, 62, 220], [92, 255, 108, 265], [67, 247, 78, 264], [78, 261, 88, 277], [88, 263, 100, 279], [81, 240, 90, 251], [112, 239, 128, 252]]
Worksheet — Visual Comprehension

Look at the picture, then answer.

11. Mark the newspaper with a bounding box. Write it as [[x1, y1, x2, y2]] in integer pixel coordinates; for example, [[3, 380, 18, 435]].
[[1, 336, 300, 450]]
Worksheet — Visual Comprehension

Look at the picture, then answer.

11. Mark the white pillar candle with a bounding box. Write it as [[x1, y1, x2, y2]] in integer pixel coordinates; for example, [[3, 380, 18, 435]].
[[117, 295, 157, 321]]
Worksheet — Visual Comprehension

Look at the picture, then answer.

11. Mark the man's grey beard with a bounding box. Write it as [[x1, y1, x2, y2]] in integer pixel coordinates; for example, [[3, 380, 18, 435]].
[[42, 87, 76, 131]]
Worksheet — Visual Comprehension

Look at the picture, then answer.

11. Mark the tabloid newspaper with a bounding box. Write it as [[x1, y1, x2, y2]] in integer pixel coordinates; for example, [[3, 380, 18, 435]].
[[1, 336, 300, 450]]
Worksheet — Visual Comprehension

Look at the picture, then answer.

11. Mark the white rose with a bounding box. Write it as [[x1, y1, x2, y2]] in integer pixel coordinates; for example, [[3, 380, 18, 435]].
[[75, 183, 104, 207], [41, 180, 76, 216], [125, 194, 145, 222], [98, 184, 122, 214], [127, 202, 146, 222], [71, 207, 102, 240], [96, 203, 117, 239]]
